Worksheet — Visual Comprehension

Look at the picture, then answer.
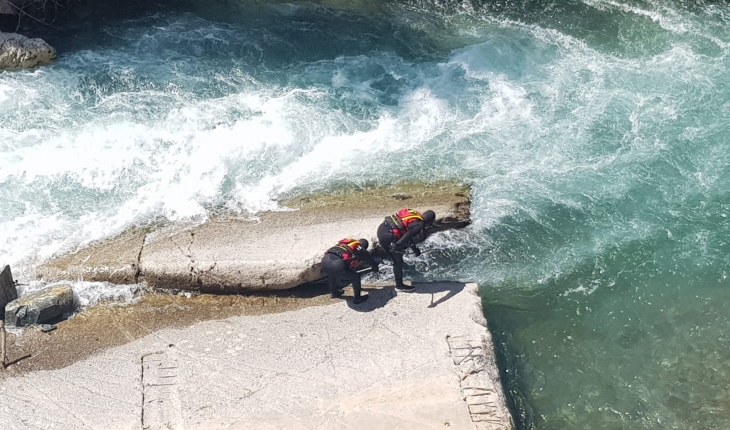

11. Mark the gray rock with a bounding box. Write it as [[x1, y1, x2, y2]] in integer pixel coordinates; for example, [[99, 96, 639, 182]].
[[5, 285, 74, 327], [0, 264, 18, 320], [0, 31, 56, 69], [40, 324, 57, 332]]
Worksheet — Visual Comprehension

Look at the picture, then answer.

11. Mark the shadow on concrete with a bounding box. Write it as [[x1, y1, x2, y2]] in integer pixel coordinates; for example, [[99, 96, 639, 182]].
[[5, 353, 32, 368], [345, 286, 396, 312], [410, 282, 466, 308], [277, 279, 397, 312], [273, 281, 332, 299], [285, 280, 464, 310]]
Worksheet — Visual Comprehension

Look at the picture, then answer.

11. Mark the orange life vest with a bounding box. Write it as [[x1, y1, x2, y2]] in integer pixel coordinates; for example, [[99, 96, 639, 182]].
[[326, 238, 362, 269], [385, 209, 423, 239]]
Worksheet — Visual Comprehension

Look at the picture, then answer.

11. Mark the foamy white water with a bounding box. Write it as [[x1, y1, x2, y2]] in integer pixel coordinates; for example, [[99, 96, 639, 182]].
[[3, 1, 730, 428]]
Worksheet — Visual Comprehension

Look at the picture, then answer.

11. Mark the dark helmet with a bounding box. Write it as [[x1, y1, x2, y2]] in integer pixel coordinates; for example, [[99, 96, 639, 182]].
[[358, 238, 370, 250], [422, 210, 436, 225]]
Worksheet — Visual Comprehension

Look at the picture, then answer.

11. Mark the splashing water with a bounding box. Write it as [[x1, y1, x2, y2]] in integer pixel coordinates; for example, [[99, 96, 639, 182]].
[[2, 0, 730, 428]]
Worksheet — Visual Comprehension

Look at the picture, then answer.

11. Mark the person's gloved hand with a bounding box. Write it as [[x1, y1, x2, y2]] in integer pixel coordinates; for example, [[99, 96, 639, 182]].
[[372, 264, 380, 273], [394, 243, 407, 253]]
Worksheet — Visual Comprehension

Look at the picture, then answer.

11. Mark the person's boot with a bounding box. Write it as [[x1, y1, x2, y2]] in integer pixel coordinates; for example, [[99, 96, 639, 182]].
[[353, 295, 369, 305], [396, 283, 415, 292], [393, 261, 414, 291]]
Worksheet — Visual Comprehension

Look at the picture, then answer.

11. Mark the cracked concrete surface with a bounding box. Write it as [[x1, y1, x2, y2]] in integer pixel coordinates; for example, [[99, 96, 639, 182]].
[[34, 182, 471, 292], [1, 289, 335, 374], [0, 283, 513, 430], [134, 234, 147, 284], [11, 183, 509, 429]]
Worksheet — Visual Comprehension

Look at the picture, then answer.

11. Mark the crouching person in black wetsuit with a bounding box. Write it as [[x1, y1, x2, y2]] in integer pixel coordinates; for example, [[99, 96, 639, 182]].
[[321, 238, 379, 305], [376, 209, 436, 292]]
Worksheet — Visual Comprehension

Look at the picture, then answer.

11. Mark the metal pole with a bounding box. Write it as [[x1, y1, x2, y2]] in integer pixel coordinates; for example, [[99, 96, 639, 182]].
[[1, 319, 6, 369]]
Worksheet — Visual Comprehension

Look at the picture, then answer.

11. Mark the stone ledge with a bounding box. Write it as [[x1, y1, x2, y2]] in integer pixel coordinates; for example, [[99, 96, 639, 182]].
[[35, 181, 471, 292]]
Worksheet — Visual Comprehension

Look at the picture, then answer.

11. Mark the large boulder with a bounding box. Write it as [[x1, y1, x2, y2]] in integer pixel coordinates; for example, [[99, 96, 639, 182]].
[[5, 284, 74, 327], [0, 31, 56, 69]]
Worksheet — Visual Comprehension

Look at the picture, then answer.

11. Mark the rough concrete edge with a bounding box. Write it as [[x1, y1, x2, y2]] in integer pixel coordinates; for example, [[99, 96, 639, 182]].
[[147, 219, 474, 294], [31, 221, 193, 285], [281, 179, 471, 209], [460, 282, 515, 430], [33, 180, 472, 291]]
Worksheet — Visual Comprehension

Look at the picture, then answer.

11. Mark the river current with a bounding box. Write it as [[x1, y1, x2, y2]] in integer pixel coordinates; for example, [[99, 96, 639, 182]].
[[2, 0, 730, 428]]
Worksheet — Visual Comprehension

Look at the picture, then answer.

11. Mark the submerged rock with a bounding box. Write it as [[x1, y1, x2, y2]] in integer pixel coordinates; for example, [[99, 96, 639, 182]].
[[5, 285, 74, 327], [0, 31, 56, 69]]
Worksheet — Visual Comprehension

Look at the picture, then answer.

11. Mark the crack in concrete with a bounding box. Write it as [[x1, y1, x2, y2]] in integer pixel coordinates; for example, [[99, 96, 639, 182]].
[[134, 233, 147, 284], [187, 232, 198, 287], [18, 378, 95, 430], [140, 351, 168, 429], [169, 230, 233, 291], [446, 335, 513, 430], [140, 352, 149, 428], [169, 231, 200, 288], [45, 373, 138, 407]]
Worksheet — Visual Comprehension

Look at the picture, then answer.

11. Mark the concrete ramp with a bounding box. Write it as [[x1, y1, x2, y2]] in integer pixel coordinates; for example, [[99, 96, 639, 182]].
[[35, 182, 471, 292], [0, 283, 513, 430]]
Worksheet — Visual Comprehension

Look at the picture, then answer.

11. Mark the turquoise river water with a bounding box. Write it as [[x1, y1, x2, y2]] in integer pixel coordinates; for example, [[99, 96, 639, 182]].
[[2, 0, 730, 428]]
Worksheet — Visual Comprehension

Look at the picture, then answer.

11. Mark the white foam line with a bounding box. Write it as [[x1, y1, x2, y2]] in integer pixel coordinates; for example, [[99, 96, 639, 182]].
[[584, 0, 730, 50]]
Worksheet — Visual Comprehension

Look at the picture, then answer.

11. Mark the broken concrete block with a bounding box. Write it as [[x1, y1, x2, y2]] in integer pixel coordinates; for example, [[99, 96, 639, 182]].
[[5, 285, 74, 327], [0, 265, 17, 320]]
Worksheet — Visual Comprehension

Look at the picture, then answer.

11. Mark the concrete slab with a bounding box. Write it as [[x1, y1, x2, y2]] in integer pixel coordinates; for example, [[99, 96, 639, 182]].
[[0, 283, 513, 430], [34, 182, 471, 292]]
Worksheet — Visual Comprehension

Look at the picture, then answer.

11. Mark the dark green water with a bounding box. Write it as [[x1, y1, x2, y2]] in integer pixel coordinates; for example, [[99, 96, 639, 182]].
[[2, 0, 730, 428]]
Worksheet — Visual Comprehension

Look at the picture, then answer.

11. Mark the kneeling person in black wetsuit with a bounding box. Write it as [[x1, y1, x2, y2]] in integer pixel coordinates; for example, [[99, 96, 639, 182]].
[[321, 238, 379, 305], [377, 209, 436, 291]]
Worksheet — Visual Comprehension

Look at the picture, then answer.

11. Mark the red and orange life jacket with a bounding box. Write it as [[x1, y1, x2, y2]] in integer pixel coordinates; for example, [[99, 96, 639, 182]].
[[385, 209, 424, 239], [326, 238, 362, 269]]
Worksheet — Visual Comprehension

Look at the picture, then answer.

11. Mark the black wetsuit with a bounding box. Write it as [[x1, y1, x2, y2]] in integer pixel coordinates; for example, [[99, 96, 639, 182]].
[[320, 245, 378, 303], [377, 219, 427, 288]]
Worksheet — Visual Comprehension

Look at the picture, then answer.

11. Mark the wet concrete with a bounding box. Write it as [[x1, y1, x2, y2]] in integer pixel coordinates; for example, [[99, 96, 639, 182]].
[[1, 283, 334, 375], [35, 181, 471, 292]]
